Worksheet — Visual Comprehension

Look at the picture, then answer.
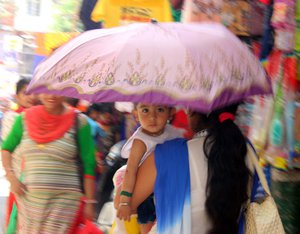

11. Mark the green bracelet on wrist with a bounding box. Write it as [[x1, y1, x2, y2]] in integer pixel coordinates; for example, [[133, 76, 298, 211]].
[[120, 190, 133, 197]]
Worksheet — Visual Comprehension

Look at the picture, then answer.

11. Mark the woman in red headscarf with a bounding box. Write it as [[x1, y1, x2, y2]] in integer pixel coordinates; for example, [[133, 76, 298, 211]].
[[2, 94, 96, 233]]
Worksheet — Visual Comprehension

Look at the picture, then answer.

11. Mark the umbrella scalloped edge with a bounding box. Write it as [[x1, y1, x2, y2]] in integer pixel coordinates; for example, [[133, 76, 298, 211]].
[[28, 84, 272, 113]]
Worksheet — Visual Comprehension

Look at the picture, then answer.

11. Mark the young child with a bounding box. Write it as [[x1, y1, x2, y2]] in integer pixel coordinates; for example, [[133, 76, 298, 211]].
[[116, 103, 184, 233]]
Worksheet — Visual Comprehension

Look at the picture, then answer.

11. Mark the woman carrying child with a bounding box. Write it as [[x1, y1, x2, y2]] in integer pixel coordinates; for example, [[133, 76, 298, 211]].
[[114, 103, 184, 233]]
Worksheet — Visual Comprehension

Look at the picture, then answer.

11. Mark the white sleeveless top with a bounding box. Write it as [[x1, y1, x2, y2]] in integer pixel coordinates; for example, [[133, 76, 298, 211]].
[[121, 124, 184, 166], [187, 136, 212, 234]]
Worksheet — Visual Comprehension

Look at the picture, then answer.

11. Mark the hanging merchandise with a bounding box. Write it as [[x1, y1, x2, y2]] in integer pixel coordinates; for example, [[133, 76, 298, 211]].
[[236, 98, 255, 137], [181, 0, 223, 23], [287, 98, 300, 168], [272, 0, 296, 29], [260, 1, 300, 233], [297, 54, 300, 81], [91, 0, 173, 28], [248, 51, 281, 152], [259, 2, 275, 60], [283, 56, 300, 168], [170, 0, 183, 22], [272, 0, 296, 52], [292, 93, 300, 165], [295, 0, 300, 53], [260, 54, 300, 170], [221, 0, 265, 36], [274, 30, 295, 52], [248, 95, 274, 153], [259, 0, 271, 4], [264, 54, 289, 170]]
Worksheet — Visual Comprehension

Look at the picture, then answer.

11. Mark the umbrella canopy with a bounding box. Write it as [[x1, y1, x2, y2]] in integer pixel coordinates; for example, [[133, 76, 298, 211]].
[[28, 22, 272, 112]]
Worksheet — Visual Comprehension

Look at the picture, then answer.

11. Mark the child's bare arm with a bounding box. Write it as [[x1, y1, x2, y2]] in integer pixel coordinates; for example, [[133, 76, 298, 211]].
[[114, 186, 121, 209], [117, 139, 146, 221], [121, 139, 146, 198]]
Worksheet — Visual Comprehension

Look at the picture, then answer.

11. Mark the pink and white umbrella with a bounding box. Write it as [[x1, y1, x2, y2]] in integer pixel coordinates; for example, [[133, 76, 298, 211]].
[[27, 22, 272, 112]]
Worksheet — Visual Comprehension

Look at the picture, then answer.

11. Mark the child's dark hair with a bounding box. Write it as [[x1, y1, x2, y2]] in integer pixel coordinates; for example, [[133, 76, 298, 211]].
[[203, 104, 250, 234], [16, 78, 30, 94], [134, 103, 173, 110]]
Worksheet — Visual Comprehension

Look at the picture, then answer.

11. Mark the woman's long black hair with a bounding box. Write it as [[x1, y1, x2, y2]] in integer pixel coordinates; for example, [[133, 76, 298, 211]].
[[203, 104, 250, 234]]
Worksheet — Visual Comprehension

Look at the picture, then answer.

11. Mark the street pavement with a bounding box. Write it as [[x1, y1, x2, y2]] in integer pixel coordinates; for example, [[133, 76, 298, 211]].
[[0, 157, 9, 233]]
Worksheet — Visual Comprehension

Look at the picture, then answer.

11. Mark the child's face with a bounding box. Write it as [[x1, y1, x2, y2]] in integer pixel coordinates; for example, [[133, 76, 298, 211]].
[[135, 103, 174, 135], [16, 85, 37, 109]]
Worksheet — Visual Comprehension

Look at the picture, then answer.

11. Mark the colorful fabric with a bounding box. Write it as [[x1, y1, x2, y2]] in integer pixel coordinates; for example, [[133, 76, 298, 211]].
[[170, 4, 182, 22], [181, 0, 223, 23], [6, 172, 24, 234], [1, 112, 96, 233], [25, 105, 76, 144], [91, 0, 173, 28], [6, 202, 18, 234], [154, 138, 191, 234], [14, 106, 24, 114], [2, 113, 96, 176], [5, 193, 16, 227], [171, 110, 194, 139], [86, 117, 106, 139], [75, 220, 103, 234], [259, 0, 271, 4], [221, 0, 265, 36]]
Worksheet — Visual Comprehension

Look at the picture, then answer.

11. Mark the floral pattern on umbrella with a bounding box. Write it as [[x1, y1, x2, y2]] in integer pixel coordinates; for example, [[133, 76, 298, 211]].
[[28, 22, 272, 112]]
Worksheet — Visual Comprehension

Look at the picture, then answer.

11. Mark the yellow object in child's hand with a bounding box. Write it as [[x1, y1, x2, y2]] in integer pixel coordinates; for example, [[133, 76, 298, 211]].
[[117, 204, 132, 222], [110, 214, 140, 234]]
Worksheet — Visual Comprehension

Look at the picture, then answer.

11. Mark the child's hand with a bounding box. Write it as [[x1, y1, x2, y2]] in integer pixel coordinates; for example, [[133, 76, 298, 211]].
[[117, 204, 132, 222]]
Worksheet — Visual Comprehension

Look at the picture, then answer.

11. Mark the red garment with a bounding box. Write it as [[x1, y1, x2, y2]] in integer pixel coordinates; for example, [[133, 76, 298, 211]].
[[259, 0, 270, 5], [15, 106, 24, 113], [25, 105, 75, 143], [266, 50, 283, 80], [69, 198, 103, 234], [75, 220, 103, 234], [5, 193, 16, 226], [171, 110, 194, 139]]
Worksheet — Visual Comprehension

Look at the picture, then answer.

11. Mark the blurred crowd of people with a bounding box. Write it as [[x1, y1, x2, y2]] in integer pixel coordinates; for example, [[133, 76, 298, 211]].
[[1, 0, 294, 233], [0, 78, 194, 233]]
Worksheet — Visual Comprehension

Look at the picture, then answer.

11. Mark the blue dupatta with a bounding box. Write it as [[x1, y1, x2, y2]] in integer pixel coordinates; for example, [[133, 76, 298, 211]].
[[154, 138, 191, 234]]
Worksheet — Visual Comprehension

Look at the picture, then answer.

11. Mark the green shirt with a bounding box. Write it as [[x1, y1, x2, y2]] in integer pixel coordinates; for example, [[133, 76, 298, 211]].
[[2, 114, 96, 176]]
